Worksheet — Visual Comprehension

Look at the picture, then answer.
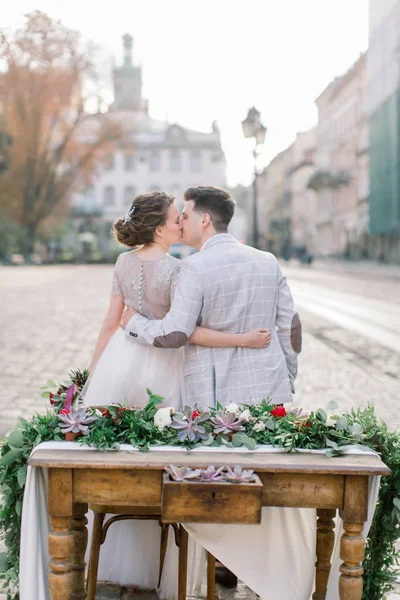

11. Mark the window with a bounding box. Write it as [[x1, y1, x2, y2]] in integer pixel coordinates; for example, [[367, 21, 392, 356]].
[[84, 186, 95, 212], [124, 186, 135, 205], [103, 186, 115, 207], [170, 150, 181, 172], [190, 151, 202, 172], [150, 151, 160, 171], [124, 154, 135, 171], [106, 153, 114, 170]]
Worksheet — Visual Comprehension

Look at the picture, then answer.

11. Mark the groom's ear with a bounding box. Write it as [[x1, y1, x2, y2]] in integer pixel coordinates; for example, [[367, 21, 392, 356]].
[[201, 213, 212, 228]]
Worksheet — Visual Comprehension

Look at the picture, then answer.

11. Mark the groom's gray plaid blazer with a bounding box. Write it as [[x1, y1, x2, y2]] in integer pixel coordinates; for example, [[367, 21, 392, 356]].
[[126, 234, 302, 406]]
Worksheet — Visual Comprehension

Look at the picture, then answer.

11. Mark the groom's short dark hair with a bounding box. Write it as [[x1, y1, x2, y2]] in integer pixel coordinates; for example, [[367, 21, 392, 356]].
[[183, 186, 235, 232]]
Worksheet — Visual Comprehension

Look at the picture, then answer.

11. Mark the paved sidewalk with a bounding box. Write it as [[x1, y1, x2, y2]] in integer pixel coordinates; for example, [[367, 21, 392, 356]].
[[286, 257, 400, 279], [0, 265, 399, 599]]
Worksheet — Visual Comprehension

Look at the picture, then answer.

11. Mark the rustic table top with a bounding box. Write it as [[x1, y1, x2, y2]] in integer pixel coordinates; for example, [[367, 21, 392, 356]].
[[28, 447, 391, 476]]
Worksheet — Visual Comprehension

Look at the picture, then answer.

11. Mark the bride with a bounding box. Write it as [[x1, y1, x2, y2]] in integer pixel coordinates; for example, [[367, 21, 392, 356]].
[[83, 190, 270, 597]]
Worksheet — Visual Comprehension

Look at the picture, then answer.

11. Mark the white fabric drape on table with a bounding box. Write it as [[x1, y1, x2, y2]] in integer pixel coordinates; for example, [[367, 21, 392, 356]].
[[19, 442, 380, 600]]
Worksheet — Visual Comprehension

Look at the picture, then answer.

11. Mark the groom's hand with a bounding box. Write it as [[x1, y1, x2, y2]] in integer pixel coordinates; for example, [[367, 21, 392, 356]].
[[121, 306, 138, 329]]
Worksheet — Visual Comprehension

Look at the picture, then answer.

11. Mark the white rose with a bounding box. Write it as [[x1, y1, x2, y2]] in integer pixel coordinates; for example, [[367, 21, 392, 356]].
[[240, 409, 251, 422], [253, 421, 266, 432], [154, 407, 174, 431], [225, 403, 239, 415]]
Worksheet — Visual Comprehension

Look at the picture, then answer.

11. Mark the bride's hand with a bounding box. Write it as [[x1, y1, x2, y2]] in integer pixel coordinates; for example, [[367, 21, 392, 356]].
[[243, 328, 271, 349]]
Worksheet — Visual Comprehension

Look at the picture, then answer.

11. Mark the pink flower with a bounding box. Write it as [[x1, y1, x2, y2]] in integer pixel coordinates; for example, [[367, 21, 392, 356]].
[[64, 384, 75, 413], [58, 408, 69, 416]]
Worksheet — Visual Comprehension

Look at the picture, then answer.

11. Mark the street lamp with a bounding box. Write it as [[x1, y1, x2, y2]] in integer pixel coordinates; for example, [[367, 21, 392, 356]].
[[241, 107, 267, 248]]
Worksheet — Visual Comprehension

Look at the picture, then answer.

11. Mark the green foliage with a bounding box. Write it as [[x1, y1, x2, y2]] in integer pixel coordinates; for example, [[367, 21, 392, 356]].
[[0, 412, 62, 599], [0, 391, 399, 599]]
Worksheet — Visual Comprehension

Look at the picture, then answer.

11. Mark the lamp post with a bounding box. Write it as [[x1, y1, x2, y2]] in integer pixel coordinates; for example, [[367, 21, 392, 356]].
[[241, 107, 267, 248]]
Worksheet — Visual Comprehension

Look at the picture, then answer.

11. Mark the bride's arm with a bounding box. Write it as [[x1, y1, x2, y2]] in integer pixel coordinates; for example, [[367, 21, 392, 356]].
[[88, 294, 125, 372], [189, 327, 271, 349]]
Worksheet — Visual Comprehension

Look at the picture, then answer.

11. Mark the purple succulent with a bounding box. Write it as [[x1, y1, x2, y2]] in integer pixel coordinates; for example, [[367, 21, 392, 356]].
[[210, 411, 246, 436], [58, 407, 97, 434], [199, 465, 226, 481], [225, 465, 256, 483], [166, 465, 201, 481], [170, 406, 210, 443]]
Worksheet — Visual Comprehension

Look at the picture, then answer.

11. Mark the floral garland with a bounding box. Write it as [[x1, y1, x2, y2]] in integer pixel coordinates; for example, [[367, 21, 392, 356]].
[[0, 369, 400, 600]]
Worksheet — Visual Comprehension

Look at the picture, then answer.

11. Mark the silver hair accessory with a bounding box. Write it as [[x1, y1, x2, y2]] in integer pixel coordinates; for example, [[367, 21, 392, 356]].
[[123, 206, 136, 225]]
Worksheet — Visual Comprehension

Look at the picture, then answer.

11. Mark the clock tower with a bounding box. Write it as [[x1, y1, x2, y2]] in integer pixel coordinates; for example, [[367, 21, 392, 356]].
[[113, 33, 142, 111]]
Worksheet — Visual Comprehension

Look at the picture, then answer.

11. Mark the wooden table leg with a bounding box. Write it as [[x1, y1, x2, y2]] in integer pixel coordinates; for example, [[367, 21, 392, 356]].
[[72, 502, 88, 600], [207, 552, 216, 600], [178, 525, 188, 600], [339, 476, 368, 600], [313, 508, 336, 600], [48, 468, 74, 600]]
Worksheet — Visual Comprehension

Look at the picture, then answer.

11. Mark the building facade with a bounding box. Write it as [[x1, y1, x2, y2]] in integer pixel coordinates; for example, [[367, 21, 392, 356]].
[[309, 53, 368, 258], [368, 0, 400, 261], [258, 150, 289, 256], [289, 129, 317, 259], [70, 34, 226, 259]]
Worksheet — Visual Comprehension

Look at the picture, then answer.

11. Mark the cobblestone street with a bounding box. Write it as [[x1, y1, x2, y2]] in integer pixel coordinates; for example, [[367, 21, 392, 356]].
[[1, 262, 399, 599]]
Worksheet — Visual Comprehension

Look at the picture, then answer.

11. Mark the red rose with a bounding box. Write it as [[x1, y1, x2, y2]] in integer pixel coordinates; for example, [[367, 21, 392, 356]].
[[58, 408, 69, 416], [296, 418, 312, 429], [192, 410, 200, 419], [102, 409, 111, 418], [271, 405, 286, 418], [49, 393, 55, 405]]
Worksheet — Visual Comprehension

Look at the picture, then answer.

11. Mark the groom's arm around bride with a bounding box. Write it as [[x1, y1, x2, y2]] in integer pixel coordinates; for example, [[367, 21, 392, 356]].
[[122, 186, 302, 407]]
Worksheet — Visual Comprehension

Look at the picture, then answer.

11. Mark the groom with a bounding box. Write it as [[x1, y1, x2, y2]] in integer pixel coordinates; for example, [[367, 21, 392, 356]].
[[121, 185, 301, 407]]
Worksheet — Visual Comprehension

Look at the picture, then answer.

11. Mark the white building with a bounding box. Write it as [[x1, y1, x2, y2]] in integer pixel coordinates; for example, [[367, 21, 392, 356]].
[[71, 34, 226, 258]]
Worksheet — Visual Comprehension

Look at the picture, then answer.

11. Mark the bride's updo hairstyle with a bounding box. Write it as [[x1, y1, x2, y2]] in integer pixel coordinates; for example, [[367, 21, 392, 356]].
[[114, 190, 175, 247]]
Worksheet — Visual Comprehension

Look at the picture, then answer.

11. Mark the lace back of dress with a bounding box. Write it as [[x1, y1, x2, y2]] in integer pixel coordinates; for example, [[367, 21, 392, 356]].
[[112, 252, 180, 320]]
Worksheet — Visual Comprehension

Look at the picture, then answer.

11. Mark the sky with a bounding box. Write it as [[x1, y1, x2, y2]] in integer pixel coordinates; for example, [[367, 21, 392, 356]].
[[3, 0, 369, 186]]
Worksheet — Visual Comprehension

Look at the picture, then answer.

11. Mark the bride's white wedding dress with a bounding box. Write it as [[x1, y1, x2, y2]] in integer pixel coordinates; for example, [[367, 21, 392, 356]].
[[84, 250, 184, 408], [83, 250, 206, 598]]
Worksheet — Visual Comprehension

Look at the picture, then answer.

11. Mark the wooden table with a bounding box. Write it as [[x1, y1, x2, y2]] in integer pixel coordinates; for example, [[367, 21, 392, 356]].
[[28, 447, 391, 600]]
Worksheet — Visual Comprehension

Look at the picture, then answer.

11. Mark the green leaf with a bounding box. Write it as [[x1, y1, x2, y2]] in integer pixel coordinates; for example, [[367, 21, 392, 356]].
[[324, 449, 335, 458], [327, 400, 339, 411], [47, 380, 56, 387], [265, 419, 276, 431], [393, 497, 400, 511], [15, 499, 22, 517], [0, 448, 23, 467], [201, 434, 214, 446], [41, 391, 51, 399], [6, 430, 24, 448], [335, 417, 347, 431], [350, 423, 362, 435], [325, 438, 339, 450], [232, 432, 257, 450], [0, 551, 6, 572], [17, 466, 27, 489], [316, 408, 327, 423]]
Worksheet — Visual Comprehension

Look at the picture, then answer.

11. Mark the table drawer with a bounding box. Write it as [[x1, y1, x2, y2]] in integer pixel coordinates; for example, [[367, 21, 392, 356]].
[[161, 472, 262, 524]]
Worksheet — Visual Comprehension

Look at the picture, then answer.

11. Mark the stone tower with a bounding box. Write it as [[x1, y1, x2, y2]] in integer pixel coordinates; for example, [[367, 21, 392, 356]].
[[113, 33, 142, 111]]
